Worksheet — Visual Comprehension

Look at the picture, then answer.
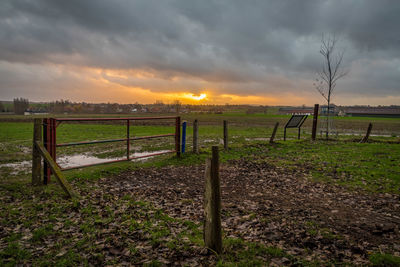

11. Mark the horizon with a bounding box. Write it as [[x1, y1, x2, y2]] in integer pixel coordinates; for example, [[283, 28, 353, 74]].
[[3, 99, 400, 108], [1, 1, 400, 106]]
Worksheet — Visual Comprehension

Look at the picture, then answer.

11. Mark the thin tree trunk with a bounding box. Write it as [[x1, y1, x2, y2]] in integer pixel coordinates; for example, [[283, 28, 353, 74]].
[[326, 99, 330, 139]]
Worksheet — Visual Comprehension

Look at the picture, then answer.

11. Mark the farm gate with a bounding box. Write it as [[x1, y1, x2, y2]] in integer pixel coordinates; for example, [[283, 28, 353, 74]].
[[41, 116, 181, 184]]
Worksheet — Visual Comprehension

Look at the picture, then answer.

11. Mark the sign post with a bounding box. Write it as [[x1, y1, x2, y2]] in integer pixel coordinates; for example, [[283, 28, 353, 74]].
[[284, 115, 308, 141]]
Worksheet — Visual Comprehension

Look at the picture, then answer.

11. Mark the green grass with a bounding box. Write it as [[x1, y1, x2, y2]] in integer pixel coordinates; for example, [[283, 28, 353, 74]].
[[304, 221, 342, 240], [1, 119, 399, 193], [369, 253, 400, 266], [0, 182, 198, 266], [0, 242, 31, 266], [52, 138, 400, 195], [217, 238, 287, 266], [0, 121, 299, 166], [258, 140, 400, 193], [31, 224, 55, 243]]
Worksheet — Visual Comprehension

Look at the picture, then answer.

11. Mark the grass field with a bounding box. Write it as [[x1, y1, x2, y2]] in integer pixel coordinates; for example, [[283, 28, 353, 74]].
[[1, 115, 399, 191], [1, 114, 400, 265], [2, 111, 400, 134]]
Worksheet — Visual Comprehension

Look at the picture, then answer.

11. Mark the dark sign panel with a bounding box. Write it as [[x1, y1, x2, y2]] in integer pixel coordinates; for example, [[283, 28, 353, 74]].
[[284, 114, 308, 141], [286, 115, 307, 128]]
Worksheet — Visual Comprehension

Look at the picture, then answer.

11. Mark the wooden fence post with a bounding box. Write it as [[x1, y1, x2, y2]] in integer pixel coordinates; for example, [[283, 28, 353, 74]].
[[223, 120, 228, 150], [32, 118, 42, 186], [204, 146, 222, 254], [360, 123, 373, 143], [35, 141, 77, 198], [193, 119, 199, 154], [312, 104, 319, 141], [270, 122, 279, 144]]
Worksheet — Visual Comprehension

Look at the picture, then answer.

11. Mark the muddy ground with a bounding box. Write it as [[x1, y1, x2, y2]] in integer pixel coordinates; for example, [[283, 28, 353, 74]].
[[2, 158, 400, 266], [90, 158, 400, 265]]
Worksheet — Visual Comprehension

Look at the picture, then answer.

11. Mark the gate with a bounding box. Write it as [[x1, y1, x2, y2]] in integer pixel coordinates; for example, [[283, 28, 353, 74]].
[[42, 116, 181, 184]]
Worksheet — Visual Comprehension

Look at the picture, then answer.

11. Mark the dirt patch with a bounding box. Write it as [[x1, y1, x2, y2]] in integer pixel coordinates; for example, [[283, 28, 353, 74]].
[[100, 160, 400, 264]]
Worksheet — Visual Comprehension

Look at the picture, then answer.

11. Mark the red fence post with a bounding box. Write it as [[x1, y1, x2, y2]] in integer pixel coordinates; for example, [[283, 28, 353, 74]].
[[43, 118, 51, 184], [175, 116, 181, 157], [32, 118, 42, 186], [52, 118, 56, 170], [43, 118, 47, 184], [127, 119, 130, 160], [43, 118, 57, 184]]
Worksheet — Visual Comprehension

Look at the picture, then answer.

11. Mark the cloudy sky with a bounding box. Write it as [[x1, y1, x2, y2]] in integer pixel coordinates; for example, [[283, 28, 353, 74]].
[[1, 0, 399, 105]]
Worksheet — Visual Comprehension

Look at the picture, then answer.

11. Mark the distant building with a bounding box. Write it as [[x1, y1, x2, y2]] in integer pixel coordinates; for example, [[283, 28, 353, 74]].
[[278, 107, 314, 115], [24, 111, 49, 115], [340, 106, 400, 118], [320, 104, 338, 116]]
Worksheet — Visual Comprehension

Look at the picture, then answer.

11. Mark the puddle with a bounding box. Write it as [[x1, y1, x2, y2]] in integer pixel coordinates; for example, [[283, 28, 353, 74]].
[[57, 154, 122, 168], [0, 150, 171, 174], [57, 150, 170, 168], [245, 138, 269, 141], [20, 146, 31, 154], [58, 150, 172, 168], [338, 133, 395, 137], [0, 161, 31, 175]]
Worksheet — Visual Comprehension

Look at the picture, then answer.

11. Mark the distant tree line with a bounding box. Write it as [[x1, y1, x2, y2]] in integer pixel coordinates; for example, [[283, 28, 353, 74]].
[[4, 98, 398, 116], [13, 98, 29, 115], [3, 98, 275, 115]]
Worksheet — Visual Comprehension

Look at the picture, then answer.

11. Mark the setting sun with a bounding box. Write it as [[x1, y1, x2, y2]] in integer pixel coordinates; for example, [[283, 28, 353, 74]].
[[186, 93, 207, 101]]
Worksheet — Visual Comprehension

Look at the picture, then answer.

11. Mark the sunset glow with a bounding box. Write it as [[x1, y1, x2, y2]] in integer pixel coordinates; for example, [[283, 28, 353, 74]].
[[185, 93, 207, 101]]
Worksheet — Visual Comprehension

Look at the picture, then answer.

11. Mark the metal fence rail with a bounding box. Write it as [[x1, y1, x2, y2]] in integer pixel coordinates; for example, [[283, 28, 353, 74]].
[[43, 116, 181, 184]]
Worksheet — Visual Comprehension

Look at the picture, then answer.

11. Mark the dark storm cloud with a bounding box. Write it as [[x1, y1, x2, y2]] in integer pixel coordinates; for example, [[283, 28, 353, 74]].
[[0, 0, 399, 103]]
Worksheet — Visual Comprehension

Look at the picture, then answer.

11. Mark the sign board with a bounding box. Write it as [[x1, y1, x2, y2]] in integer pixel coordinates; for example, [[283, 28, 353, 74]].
[[285, 115, 307, 128], [284, 115, 308, 140]]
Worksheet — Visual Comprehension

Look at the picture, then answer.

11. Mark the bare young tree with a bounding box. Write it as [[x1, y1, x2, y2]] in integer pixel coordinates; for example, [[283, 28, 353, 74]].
[[314, 35, 347, 139]]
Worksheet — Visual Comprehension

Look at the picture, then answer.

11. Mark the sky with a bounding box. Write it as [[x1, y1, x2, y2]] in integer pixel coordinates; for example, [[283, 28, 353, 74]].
[[1, 0, 400, 106]]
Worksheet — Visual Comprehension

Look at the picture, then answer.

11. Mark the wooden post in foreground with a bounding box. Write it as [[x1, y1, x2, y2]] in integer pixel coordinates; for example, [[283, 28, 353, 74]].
[[204, 146, 222, 254], [269, 122, 279, 144], [311, 104, 319, 141], [223, 120, 228, 150], [32, 119, 42, 186], [193, 119, 199, 154], [360, 123, 373, 143], [35, 141, 77, 199]]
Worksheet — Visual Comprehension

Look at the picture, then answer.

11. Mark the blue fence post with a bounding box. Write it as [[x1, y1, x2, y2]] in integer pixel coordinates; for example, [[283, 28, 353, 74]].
[[181, 121, 187, 154]]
